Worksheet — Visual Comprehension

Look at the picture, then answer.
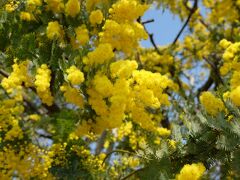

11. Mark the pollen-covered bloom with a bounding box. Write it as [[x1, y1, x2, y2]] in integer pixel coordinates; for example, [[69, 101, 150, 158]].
[[99, 20, 148, 54], [110, 60, 138, 79], [65, 0, 80, 17], [45, 0, 64, 13], [176, 163, 206, 180], [20, 12, 33, 21], [60, 84, 84, 108], [1, 61, 33, 101], [66, 65, 85, 85], [46, 21, 64, 40], [75, 25, 89, 45], [34, 64, 54, 106], [109, 0, 149, 23], [200, 91, 224, 116], [230, 86, 240, 106], [89, 10, 104, 25], [83, 43, 114, 65]]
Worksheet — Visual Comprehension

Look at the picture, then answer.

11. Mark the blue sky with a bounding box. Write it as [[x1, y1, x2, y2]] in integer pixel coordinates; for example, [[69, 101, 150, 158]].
[[141, 6, 183, 47], [140, 4, 210, 91], [141, 2, 207, 47]]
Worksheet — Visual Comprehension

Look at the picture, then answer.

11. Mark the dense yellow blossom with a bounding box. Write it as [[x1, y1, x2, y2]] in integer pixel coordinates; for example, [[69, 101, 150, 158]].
[[230, 86, 240, 106], [28, 114, 41, 121], [3, 0, 240, 178], [220, 41, 240, 75], [66, 65, 84, 85], [5, 1, 19, 12], [27, 0, 42, 6], [116, 121, 133, 140], [157, 127, 171, 136], [45, 0, 64, 13], [99, 20, 148, 54], [83, 43, 114, 65], [200, 92, 224, 116], [34, 64, 53, 106], [176, 163, 206, 180], [0, 145, 53, 178], [60, 84, 84, 108], [65, 0, 80, 17], [1, 60, 32, 101], [87, 73, 131, 133], [219, 39, 232, 49], [206, 0, 239, 24], [46, 21, 64, 40], [85, 0, 109, 12], [75, 25, 89, 45], [89, 10, 104, 25], [230, 71, 240, 89], [20, 12, 33, 21], [70, 120, 92, 138], [109, 0, 148, 23], [110, 60, 138, 79]]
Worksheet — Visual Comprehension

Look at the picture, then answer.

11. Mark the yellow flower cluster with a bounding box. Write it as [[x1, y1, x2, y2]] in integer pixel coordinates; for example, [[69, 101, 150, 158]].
[[45, 0, 64, 13], [110, 60, 138, 78], [0, 99, 24, 142], [0, 144, 53, 178], [99, 20, 148, 54], [122, 156, 140, 168], [70, 145, 106, 174], [130, 70, 172, 129], [139, 49, 174, 74], [109, 0, 148, 23], [75, 25, 89, 46], [85, 60, 174, 133], [157, 127, 171, 137], [34, 64, 54, 106], [27, 0, 42, 7], [115, 121, 147, 150], [1, 61, 32, 101], [200, 91, 224, 116], [0, 98, 43, 180], [219, 39, 240, 106], [60, 84, 84, 108], [205, 0, 239, 24], [46, 21, 64, 40], [5, 0, 20, 13], [229, 86, 240, 106], [69, 120, 92, 139], [89, 10, 104, 25], [176, 163, 206, 180], [116, 121, 133, 140], [86, 0, 109, 12], [88, 75, 130, 133], [83, 43, 114, 66], [220, 40, 240, 76], [66, 65, 85, 85], [65, 0, 80, 17], [20, 12, 33, 21]]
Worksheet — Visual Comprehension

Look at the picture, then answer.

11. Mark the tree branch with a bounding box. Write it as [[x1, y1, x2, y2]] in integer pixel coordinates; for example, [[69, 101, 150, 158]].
[[120, 167, 145, 180], [172, 0, 198, 45], [138, 17, 162, 55], [0, 69, 8, 77]]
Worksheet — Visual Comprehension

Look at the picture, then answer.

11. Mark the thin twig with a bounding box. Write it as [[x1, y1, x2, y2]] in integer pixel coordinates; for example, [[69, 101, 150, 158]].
[[172, 0, 198, 45], [142, 19, 154, 25], [120, 167, 145, 180], [0, 69, 8, 77], [138, 17, 162, 55]]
